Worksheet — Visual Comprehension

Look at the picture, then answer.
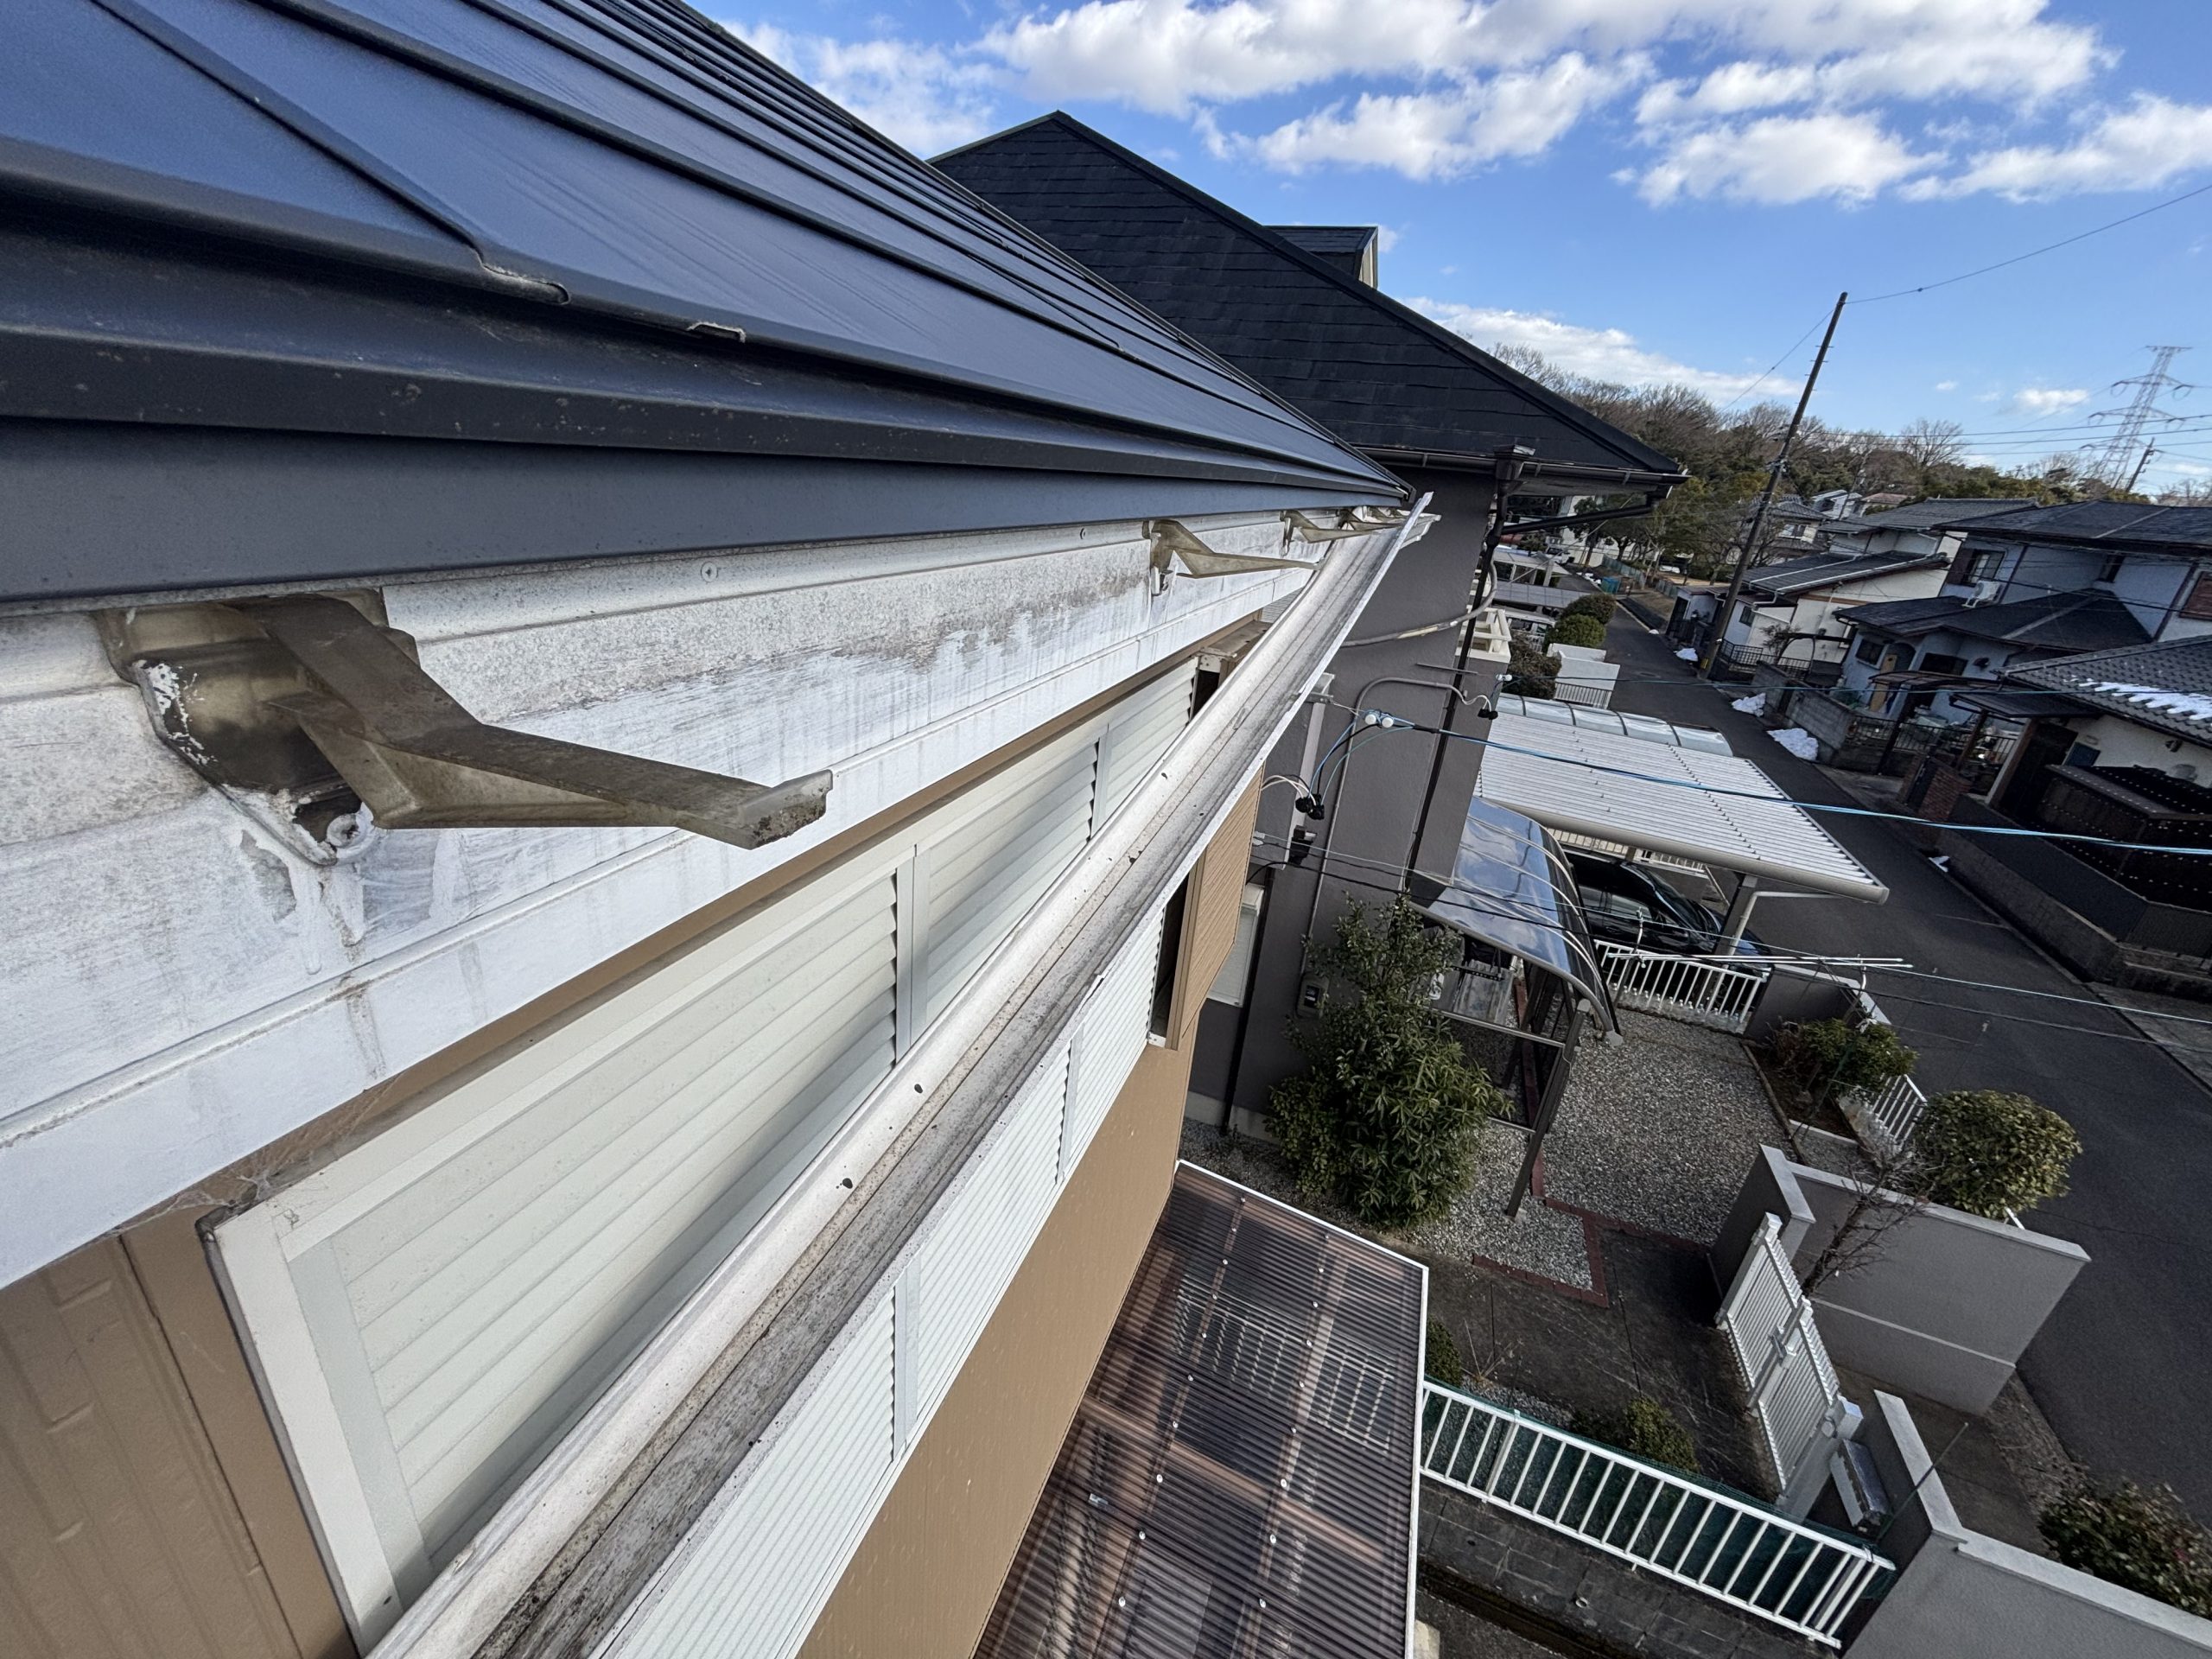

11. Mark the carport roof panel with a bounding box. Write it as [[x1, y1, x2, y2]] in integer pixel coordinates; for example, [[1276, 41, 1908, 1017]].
[[1476, 714, 1889, 902]]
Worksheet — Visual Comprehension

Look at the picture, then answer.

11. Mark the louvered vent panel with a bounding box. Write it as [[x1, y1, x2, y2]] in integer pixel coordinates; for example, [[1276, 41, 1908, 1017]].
[[1062, 909, 1164, 1179], [905, 1047, 1068, 1436], [278, 876, 894, 1560], [1096, 662, 1195, 822], [600, 1294, 896, 1659], [920, 736, 1097, 1023]]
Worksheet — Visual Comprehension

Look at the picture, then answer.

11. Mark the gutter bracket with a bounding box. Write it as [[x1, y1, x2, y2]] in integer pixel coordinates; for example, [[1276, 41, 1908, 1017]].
[[99, 594, 832, 865], [1147, 518, 1316, 594]]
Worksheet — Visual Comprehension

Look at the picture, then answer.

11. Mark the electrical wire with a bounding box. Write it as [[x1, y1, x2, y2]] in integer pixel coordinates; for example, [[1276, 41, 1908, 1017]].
[[1865, 963, 2212, 1029], [1855, 987, 2212, 1057], [1849, 180, 2212, 306], [1716, 313, 1831, 416]]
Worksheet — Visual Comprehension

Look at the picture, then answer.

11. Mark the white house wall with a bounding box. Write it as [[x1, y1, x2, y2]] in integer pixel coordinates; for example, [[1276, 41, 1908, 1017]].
[[0, 514, 1308, 1288]]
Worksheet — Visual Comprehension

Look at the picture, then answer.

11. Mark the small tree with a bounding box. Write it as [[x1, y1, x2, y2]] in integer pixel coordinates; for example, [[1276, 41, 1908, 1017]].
[[1559, 592, 1616, 627], [2040, 1481, 2212, 1616], [1270, 899, 1507, 1228], [1502, 635, 1560, 698], [1915, 1090, 2081, 1219], [1798, 1139, 1927, 1294], [1770, 1016, 1916, 1114], [1571, 1397, 1700, 1473], [1544, 613, 1607, 651]]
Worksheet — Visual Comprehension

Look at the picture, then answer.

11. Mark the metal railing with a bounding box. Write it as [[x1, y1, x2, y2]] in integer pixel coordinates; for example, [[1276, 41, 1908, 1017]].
[[1597, 943, 1770, 1034], [1840, 1073, 1928, 1163], [1420, 1382, 1889, 1646], [1718, 1215, 1855, 1514]]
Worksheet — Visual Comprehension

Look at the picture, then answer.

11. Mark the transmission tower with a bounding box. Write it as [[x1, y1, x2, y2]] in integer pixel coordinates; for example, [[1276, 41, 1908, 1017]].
[[2086, 346, 2193, 487]]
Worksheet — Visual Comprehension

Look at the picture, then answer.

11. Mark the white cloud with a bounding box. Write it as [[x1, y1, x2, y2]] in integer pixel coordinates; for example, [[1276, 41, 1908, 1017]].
[[1408, 299, 1763, 397], [1239, 54, 1640, 180], [2007, 386, 2091, 416], [1916, 94, 2212, 199], [1633, 112, 1939, 205], [1934, 380, 1959, 391], [730, 22, 1000, 155]]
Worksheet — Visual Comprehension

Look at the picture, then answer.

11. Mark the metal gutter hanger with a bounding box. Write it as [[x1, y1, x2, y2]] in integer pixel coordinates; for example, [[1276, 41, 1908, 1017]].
[[102, 595, 831, 861]]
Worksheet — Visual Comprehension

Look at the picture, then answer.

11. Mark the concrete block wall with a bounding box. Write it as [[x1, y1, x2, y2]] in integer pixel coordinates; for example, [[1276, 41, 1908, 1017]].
[[1850, 1393, 2212, 1659]]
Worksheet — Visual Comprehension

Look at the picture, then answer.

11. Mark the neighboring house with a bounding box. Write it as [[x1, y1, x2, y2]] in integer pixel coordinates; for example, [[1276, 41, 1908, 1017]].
[[1939, 639, 2212, 983], [0, 15, 1420, 1659], [1836, 502, 2212, 723], [937, 111, 1683, 1137], [1820, 497, 2037, 562], [1747, 493, 1831, 559], [1716, 549, 1955, 674]]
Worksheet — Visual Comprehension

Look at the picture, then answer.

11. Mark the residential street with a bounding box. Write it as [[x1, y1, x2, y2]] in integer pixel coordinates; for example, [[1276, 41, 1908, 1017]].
[[1599, 612, 2212, 1518]]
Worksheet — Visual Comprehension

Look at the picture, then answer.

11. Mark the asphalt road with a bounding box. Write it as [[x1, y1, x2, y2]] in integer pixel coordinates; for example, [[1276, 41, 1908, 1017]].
[[1599, 611, 2212, 1518]]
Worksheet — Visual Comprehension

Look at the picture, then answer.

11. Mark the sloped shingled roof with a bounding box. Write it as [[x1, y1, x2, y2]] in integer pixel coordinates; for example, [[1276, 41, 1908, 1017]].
[[1827, 498, 2037, 534], [1940, 502, 2212, 550], [0, 1, 1399, 603], [936, 114, 1683, 485], [1741, 550, 1946, 597], [1840, 590, 2149, 654], [2008, 638, 2212, 745]]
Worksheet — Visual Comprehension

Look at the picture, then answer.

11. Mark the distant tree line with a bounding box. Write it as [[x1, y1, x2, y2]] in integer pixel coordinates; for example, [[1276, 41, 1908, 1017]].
[[1489, 342, 2182, 581]]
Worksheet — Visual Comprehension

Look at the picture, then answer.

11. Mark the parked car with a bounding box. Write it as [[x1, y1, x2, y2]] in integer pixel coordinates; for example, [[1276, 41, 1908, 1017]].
[[1563, 849, 1763, 957]]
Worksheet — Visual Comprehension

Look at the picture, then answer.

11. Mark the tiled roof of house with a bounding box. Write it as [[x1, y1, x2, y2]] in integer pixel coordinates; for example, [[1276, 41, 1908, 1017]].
[[2009, 638, 2212, 744], [3, 2, 1399, 601], [1941, 502, 2212, 550], [1839, 590, 2150, 654], [937, 114, 1683, 483]]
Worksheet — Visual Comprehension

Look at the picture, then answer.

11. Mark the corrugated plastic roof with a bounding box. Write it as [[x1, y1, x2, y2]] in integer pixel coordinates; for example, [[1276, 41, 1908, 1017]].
[[1475, 715, 1889, 901], [936, 114, 1684, 485], [0, 0, 1400, 602], [975, 1163, 1424, 1659]]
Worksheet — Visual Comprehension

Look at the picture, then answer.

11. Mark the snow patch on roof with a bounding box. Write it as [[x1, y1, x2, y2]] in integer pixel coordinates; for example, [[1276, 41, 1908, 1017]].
[[2088, 683, 2212, 724]]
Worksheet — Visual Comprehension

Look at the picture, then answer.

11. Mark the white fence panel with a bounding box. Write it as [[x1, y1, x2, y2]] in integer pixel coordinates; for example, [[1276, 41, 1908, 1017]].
[[1840, 1073, 1929, 1163], [1421, 1381, 1888, 1646], [1717, 1215, 1857, 1513], [1598, 943, 1770, 1034]]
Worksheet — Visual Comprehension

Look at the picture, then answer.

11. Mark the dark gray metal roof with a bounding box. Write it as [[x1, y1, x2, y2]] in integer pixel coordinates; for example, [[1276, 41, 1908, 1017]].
[[1826, 498, 2037, 534], [975, 1162, 1424, 1659], [1840, 590, 2149, 654], [1740, 550, 1946, 598], [0, 0, 1400, 604], [2008, 638, 2212, 745], [935, 114, 1685, 486], [1940, 502, 2212, 550]]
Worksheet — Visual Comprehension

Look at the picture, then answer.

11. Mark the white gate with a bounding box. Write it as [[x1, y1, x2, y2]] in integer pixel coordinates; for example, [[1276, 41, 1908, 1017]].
[[1716, 1215, 1859, 1514]]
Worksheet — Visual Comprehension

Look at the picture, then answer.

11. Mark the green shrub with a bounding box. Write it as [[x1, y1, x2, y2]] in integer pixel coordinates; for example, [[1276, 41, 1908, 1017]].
[[1571, 1396, 1700, 1474], [2040, 1481, 2212, 1616], [1269, 899, 1508, 1228], [1560, 592, 1617, 627], [1916, 1090, 2082, 1219], [1770, 1017, 1916, 1112], [1502, 634, 1560, 698], [1544, 613, 1607, 651], [1426, 1319, 1465, 1389]]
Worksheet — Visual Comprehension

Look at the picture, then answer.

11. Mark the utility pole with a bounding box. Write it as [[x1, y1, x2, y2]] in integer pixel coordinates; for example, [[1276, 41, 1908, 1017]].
[[1702, 291, 1847, 683], [2126, 444, 2158, 495]]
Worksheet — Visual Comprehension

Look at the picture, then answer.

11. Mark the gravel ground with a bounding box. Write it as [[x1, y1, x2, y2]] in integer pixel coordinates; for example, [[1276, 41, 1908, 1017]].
[[1178, 1118, 1596, 1293], [1539, 1012, 1788, 1246]]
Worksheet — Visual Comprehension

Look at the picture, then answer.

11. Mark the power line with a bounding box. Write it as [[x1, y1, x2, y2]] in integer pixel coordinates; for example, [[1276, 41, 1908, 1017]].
[[1849, 180, 2212, 306], [1716, 311, 1832, 416]]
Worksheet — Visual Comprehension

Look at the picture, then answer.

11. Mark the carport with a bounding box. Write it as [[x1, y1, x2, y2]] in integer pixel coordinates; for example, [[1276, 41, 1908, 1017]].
[[1473, 711, 1890, 945]]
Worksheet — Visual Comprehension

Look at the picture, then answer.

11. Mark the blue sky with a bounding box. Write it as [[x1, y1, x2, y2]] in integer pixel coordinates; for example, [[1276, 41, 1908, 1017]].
[[726, 1, 2212, 493]]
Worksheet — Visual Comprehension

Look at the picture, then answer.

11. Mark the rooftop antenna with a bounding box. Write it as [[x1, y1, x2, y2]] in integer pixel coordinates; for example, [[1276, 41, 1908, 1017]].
[[2086, 346, 2193, 488]]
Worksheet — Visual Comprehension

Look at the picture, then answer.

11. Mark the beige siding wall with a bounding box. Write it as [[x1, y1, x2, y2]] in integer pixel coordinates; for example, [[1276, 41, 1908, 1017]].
[[797, 780, 1260, 1659], [0, 1219, 349, 1659]]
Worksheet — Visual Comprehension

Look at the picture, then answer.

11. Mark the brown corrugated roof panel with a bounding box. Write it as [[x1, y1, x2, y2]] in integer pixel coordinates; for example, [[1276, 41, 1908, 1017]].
[[974, 1162, 1427, 1659]]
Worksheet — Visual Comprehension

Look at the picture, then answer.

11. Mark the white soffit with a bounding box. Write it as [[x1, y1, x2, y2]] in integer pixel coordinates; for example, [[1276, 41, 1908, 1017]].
[[1477, 714, 1889, 902]]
